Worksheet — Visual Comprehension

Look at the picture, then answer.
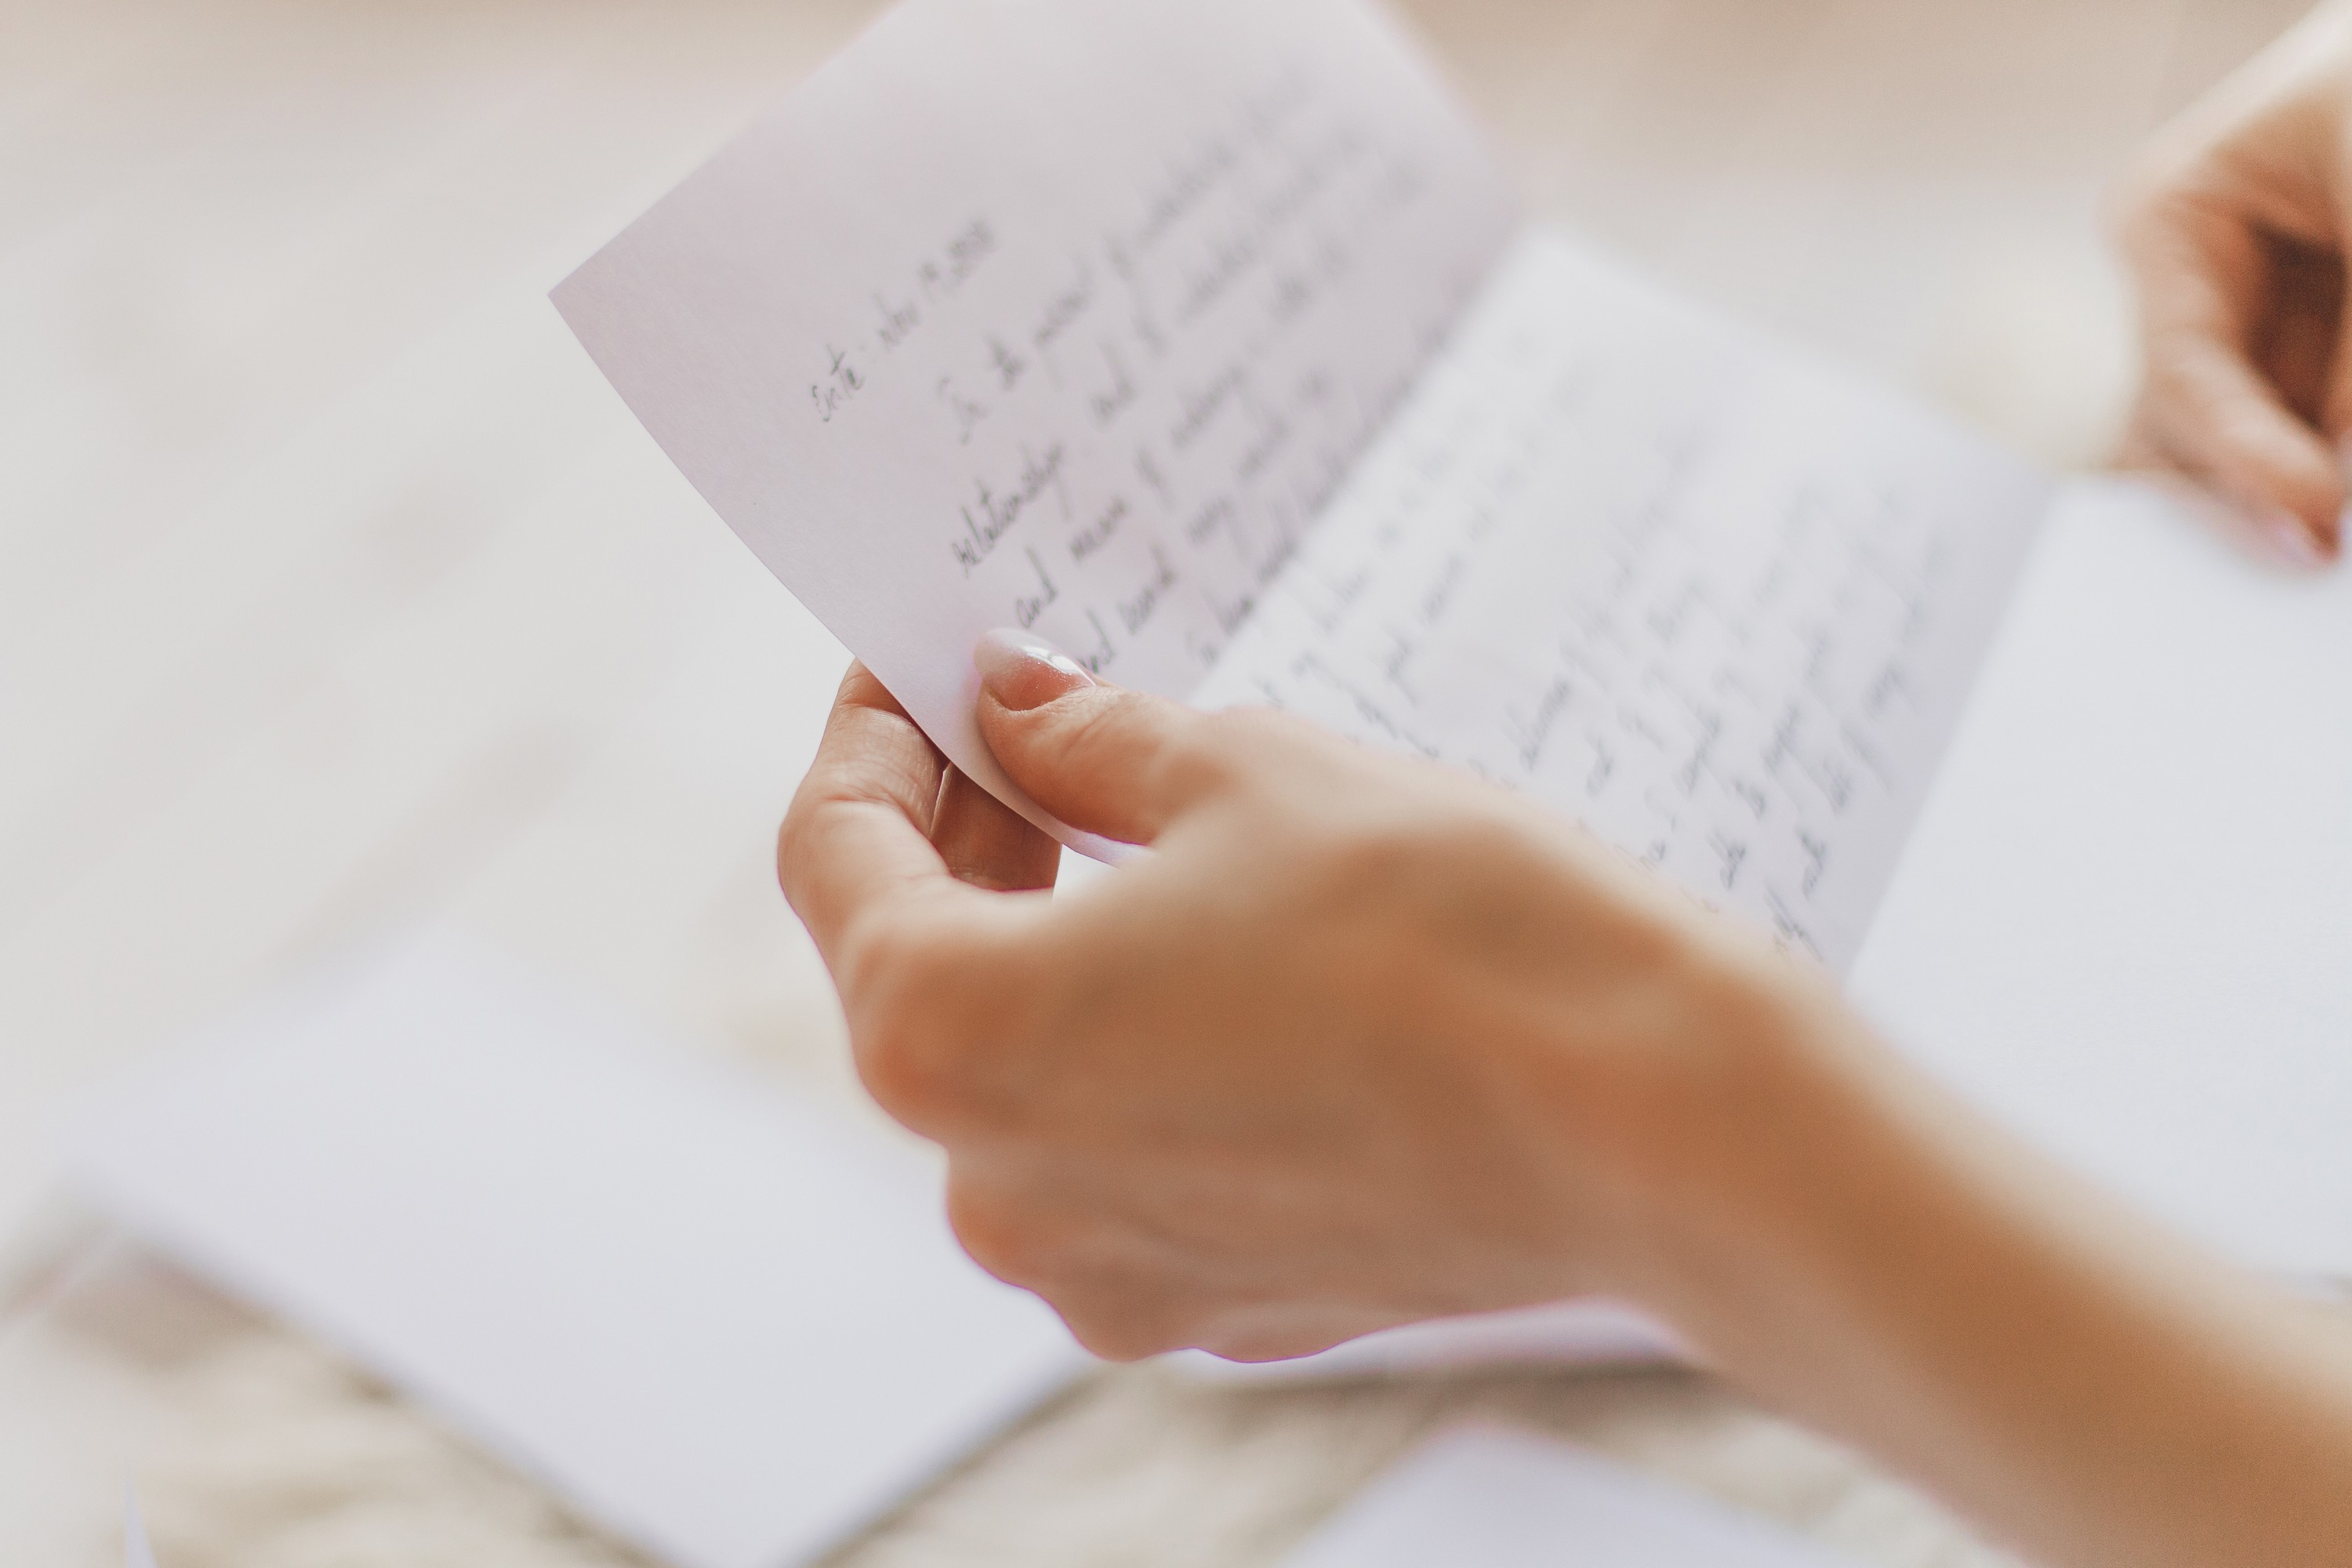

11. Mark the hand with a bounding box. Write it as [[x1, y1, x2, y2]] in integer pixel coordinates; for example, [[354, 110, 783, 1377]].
[[775, 636, 1831, 1361], [2118, 0, 2352, 564], [778, 639, 2352, 1568]]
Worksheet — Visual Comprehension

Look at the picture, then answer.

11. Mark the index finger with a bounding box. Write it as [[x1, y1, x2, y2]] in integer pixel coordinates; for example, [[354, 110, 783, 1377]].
[[778, 662, 985, 979]]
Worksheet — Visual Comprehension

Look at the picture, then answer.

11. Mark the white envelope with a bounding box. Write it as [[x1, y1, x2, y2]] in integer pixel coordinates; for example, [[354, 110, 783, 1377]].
[[69, 937, 1085, 1568]]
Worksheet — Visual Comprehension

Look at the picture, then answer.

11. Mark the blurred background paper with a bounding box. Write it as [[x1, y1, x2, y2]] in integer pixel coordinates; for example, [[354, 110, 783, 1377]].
[[1852, 476, 2352, 1280], [124, 1490, 158, 1568], [1276, 1425, 1860, 1568], [1172, 1297, 1677, 1383], [65, 937, 1085, 1568]]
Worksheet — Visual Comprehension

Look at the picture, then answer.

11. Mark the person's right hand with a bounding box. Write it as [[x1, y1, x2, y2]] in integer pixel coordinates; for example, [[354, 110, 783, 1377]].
[[778, 639, 2352, 1568], [2118, 0, 2352, 564], [775, 637, 1841, 1363]]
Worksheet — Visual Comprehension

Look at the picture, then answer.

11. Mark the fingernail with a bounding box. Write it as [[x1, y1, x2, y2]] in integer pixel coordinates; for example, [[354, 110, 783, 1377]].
[[975, 628, 1094, 711]]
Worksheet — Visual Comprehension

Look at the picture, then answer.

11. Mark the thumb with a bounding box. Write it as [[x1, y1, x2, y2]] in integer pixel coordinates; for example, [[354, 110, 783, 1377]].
[[972, 629, 1229, 846]]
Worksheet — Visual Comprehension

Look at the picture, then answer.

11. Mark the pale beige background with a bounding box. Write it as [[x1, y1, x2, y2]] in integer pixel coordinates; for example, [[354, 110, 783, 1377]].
[[0, 2, 2314, 1564]]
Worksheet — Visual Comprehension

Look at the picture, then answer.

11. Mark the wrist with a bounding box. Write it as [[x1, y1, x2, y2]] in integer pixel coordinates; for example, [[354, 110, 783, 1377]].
[[1627, 975, 1905, 1342], [1518, 914, 1893, 1330], [1555, 938, 2352, 1568]]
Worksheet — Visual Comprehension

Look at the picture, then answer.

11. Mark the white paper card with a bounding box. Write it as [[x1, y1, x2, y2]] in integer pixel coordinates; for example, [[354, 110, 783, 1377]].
[[1279, 1424, 1860, 1568], [555, 0, 1519, 854], [1851, 477, 2352, 1279], [555, 0, 2045, 963], [1196, 233, 2048, 969], [68, 938, 1084, 1568]]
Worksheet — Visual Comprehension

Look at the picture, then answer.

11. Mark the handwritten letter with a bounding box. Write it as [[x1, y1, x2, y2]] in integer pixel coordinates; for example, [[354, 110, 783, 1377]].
[[555, 0, 1519, 849], [557, 0, 2048, 960], [1194, 235, 2049, 969]]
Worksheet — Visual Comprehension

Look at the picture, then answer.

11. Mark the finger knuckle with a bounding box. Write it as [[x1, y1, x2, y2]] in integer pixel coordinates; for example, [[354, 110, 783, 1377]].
[[1057, 1294, 1192, 1363], [773, 818, 797, 898], [1318, 807, 1504, 898], [944, 1178, 1064, 1288], [1200, 704, 1313, 755], [772, 791, 826, 903], [1196, 1321, 1324, 1364], [1160, 707, 1294, 797], [854, 1011, 950, 1130], [844, 925, 967, 1126]]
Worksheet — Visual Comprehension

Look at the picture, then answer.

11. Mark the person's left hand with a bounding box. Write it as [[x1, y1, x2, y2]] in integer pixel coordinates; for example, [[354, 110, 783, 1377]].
[[2117, 0, 2352, 565]]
